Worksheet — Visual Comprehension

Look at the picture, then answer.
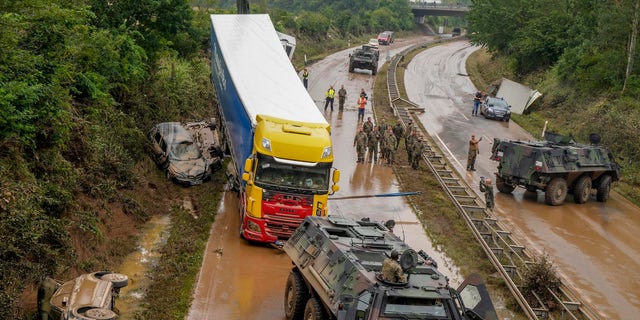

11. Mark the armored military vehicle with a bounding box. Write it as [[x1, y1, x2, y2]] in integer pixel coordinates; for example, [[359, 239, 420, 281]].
[[349, 45, 379, 75], [283, 215, 497, 320], [38, 271, 129, 320], [490, 132, 620, 206]]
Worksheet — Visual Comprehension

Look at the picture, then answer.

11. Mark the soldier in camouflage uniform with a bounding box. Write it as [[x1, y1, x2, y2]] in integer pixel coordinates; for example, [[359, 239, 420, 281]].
[[353, 127, 368, 163], [380, 126, 389, 161], [363, 117, 374, 135], [411, 135, 425, 169], [479, 177, 494, 211], [367, 126, 381, 163], [378, 118, 389, 135], [385, 128, 397, 165], [392, 120, 404, 151], [406, 130, 417, 163], [381, 250, 406, 283], [467, 134, 482, 171]]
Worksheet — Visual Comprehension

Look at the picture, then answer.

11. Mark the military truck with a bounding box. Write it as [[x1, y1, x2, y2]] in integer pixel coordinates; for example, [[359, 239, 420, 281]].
[[490, 132, 621, 206], [38, 271, 129, 320], [349, 45, 379, 75], [283, 215, 498, 320]]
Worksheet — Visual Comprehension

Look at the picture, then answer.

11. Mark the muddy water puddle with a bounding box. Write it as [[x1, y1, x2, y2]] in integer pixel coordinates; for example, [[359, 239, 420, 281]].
[[116, 214, 171, 318]]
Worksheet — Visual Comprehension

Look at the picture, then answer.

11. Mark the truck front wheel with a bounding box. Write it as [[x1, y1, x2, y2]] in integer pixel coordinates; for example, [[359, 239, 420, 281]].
[[545, 178, 568, 206], [573, 175, 592, 204], [284, 270, 309, 320], [596, 174, 612, 202], [496, 177, 515, 194], [303, 296, 327, 320]]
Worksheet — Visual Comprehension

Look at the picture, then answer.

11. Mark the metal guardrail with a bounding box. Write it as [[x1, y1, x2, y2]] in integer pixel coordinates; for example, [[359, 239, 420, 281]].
[[379, 38, 602, 320]]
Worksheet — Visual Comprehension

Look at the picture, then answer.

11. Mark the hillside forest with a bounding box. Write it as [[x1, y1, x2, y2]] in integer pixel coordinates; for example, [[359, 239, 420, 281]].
[[1, 0, 639, 318]]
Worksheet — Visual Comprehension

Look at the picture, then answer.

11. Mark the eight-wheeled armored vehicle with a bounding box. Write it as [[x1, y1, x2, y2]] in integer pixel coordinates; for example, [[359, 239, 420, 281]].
[[283, 215, 497, 320], [490, 132, 621, 206]]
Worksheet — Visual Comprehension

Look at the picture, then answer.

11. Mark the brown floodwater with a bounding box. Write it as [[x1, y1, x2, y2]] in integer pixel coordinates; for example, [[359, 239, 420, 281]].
[[186, 36, 472, 319], [404, 40, 640, 319]]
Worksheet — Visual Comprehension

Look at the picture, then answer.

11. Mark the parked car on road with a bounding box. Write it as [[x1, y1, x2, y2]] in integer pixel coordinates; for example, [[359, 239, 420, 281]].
[[147, 121, 222, 186], [480, 97, 511, 122], [452, 27, 461, 36], [377, 31, 394, 45], [367, 38, 379, 49], [38, 271, 129, 320]]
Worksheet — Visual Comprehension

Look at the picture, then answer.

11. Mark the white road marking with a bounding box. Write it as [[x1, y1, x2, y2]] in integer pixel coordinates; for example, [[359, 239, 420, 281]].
[[434, 133, 463, 168]]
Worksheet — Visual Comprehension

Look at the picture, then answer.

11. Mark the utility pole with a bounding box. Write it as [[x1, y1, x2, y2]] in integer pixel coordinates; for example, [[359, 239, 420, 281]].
[[623, 0, 639, 93]]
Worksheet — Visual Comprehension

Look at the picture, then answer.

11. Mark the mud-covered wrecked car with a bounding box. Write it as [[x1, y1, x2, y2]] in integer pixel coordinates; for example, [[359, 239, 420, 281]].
[[147, 120, 223, 186], [38, 271, 128, 320]]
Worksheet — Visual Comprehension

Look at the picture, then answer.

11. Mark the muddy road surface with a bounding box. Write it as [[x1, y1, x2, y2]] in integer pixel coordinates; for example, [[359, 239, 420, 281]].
[[187, 35, 467, 319], [404, 40, 640, 319]]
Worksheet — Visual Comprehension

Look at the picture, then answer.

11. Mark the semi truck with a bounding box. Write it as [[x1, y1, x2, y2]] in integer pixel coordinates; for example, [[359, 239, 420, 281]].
[[209, 14, 340, 244], [283, 215, 498, 320]]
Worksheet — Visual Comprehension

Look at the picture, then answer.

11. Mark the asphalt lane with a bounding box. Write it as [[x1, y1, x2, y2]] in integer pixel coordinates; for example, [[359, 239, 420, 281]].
[[404, 40, 640, 319]]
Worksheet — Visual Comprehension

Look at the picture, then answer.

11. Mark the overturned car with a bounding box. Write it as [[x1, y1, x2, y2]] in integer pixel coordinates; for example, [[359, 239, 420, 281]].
[[147, 120, 223, 186], [38, 271, 129, 320]]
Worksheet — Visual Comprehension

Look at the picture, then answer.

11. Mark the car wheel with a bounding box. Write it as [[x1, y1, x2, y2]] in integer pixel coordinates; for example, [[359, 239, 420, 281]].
[[573, 175, 592, 204], [98, 272, 129, 289], [284, 270, 309, 320], [545, 178, 568, 206], [496, 176, 515, 194], [303, 296, 326, 320], [596, 174, 612, 202]]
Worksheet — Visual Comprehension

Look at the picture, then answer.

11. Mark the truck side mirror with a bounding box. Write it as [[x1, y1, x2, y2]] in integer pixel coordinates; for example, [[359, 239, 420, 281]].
[[331, 184, 340, 193], [332, 169, 341, 183], [242, 172, 250, 182], [244, 158, 253, 173]]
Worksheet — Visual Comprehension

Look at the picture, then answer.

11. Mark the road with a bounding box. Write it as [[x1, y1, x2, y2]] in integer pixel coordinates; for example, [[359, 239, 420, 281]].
[[404, 40, 640, 319], [187, 35, 471, 320]]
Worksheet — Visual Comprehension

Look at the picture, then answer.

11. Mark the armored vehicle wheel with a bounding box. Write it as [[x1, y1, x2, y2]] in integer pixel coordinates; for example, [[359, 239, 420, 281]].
[[284, 270, 309, 320], [596, 174, 612, 202], [303, 296, 326, 320], [545, 178, 568, 206], [496, 177, 515, 194], [573, 176, 592, 204]]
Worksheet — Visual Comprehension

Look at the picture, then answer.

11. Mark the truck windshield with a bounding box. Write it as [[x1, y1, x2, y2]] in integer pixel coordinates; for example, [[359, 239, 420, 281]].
[[382, 295, 450, 319], [254, 154, 331, 194]]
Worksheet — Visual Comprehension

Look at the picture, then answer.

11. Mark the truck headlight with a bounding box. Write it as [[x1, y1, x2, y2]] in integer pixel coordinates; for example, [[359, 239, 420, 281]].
[[261, 138, 271, 151], [321, 146, 332, 158]]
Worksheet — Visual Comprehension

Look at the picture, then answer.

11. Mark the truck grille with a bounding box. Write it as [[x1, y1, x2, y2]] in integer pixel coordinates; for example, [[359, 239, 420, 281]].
[[264, 214, 305, 239], [262, 191, 313, 239]]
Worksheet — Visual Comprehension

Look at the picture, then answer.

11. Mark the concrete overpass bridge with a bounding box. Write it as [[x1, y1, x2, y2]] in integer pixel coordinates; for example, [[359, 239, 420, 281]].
[[411, 2, 469, 23]]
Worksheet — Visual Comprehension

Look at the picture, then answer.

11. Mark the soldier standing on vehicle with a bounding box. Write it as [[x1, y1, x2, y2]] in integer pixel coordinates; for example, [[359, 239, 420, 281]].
[[385, 128, 397, 165], [338, 85, 347, 111], [411, 135, 425, 169], [357, 93, 367, 122], [392, 120, 404, 151], [479, 177, 494, 212], [362, 117, 374, 135], [367, 126, 381, 163], [324, 85, 336, 111], [354, 127, 368, 163], [302, 68, 309, 89], [381, 250, 406, 283], [467, 134, 482, 171]]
